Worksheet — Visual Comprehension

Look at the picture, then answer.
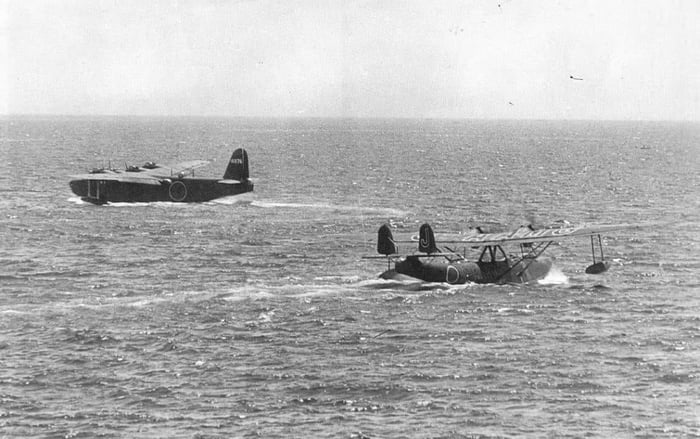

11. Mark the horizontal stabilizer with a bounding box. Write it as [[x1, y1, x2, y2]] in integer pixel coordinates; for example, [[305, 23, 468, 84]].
[[217, 179, 242, 184], [363, 253, 456, 259]]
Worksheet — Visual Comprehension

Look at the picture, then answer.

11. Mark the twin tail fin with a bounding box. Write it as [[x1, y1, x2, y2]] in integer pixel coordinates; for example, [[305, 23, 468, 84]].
[[377, 224, 397, 255], [376, 222, 438, 256], [418, 223, 438, 254]]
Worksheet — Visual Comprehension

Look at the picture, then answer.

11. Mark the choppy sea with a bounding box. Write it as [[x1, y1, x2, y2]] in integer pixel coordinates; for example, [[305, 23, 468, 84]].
[[0, 116, 698, 438]]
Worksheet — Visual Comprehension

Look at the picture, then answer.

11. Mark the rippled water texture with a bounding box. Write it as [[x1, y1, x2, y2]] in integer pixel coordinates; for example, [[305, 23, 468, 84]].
[[1, 117, 699, 438]]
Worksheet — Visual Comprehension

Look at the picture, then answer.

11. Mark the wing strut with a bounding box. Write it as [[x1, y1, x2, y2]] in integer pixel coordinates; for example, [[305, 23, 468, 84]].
[[497, 241, 552, 283], [585, 234, 609, 274], [591, 234, 604, 263]]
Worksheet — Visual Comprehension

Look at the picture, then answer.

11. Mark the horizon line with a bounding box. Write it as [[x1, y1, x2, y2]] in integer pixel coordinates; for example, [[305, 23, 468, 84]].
[[1, 113, 699, 124]]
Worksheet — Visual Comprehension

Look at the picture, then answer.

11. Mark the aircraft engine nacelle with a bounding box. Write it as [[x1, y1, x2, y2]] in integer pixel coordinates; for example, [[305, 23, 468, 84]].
[[395, 257, 479, 284]]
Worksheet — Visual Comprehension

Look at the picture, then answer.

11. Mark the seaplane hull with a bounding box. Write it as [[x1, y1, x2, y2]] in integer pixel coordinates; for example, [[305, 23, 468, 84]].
[[69, 148, 253, 204], [367, 222, 625, 286], [382, 256, 552, 284], [69, 178, 253, 204]]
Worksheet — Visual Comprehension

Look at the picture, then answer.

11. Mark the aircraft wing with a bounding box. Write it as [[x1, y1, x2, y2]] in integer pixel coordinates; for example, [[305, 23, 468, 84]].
[[145, 160, 210, 177], [69, 172, 164, 186], [426, 224, 639, 246]]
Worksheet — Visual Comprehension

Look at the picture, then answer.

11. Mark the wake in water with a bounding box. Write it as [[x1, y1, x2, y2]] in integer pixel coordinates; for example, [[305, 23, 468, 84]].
[[67, 196, 88, 205], [68, 195, 396, 215], [68, 195, 254, 207], [538, 266, 569, 285], [67, 196, 182, 208], [209, 193, 255, 205], [359, 276, 467, 293], [251, 199, 407, 216]]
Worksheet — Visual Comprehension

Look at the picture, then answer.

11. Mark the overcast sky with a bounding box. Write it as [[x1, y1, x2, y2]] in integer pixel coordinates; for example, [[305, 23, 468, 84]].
[[2, 0, 699, 120]]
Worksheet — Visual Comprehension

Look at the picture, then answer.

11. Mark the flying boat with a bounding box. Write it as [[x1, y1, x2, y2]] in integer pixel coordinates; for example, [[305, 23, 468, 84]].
[[69, 148, 253, 204], [366, 222, 631, 284]]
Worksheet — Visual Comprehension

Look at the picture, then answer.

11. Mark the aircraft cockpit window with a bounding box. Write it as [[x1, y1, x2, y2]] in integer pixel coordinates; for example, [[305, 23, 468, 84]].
[[143, 162, 157, 169]]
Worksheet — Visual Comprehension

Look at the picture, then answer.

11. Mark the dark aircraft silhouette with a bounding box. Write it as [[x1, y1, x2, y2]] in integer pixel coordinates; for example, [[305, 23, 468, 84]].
[[366, 222, 631, 284], [69, 148, 253, 204]]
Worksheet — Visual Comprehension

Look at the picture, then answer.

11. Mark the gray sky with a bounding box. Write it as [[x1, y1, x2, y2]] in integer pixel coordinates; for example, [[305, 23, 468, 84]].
[[2, 0, 699, 120]]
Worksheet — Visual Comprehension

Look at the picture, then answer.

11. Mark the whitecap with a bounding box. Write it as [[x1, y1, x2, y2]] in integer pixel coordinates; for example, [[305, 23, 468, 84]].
[[538, 266, 569, 285]]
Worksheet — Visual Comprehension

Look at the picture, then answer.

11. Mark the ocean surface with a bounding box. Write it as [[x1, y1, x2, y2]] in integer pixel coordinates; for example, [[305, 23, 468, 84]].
[[0, 116, 698, 438]]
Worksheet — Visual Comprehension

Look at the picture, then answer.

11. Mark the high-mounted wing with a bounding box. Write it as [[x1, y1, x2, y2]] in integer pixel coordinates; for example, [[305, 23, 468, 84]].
[[143, 160, 210, 178], [426, 224, 639, 246], [68, 172, 163, 185]]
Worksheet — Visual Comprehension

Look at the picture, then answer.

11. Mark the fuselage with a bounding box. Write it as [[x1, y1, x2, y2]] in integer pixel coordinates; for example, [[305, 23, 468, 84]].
[[69, 177, 254, 204], [69, 148, 253, 204], [383, 255, 552, 284]]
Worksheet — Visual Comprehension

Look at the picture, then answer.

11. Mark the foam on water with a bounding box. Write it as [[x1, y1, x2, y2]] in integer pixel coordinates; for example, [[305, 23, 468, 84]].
[[251, 200, 407, 216], [538, 266, 569, 285], [209, 193, 255, 205], [67, 196, 87, 205]]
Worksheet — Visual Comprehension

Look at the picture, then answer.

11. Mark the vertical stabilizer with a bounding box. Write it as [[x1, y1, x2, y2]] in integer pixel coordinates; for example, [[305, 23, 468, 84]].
[[224, 149, 249, 181], [419, 223, 438, 254], [377, 224, 397, 255]]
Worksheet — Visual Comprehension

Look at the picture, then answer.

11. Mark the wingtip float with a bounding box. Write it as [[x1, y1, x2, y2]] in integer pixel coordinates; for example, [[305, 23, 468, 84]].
[[69, 148, 253, 204], [366, 222, 624, 285]]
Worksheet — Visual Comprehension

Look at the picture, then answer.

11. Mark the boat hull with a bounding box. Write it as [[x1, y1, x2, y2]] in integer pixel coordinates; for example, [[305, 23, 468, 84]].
[[69, 178, 254, 204], [384, 256, 552, 284]]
